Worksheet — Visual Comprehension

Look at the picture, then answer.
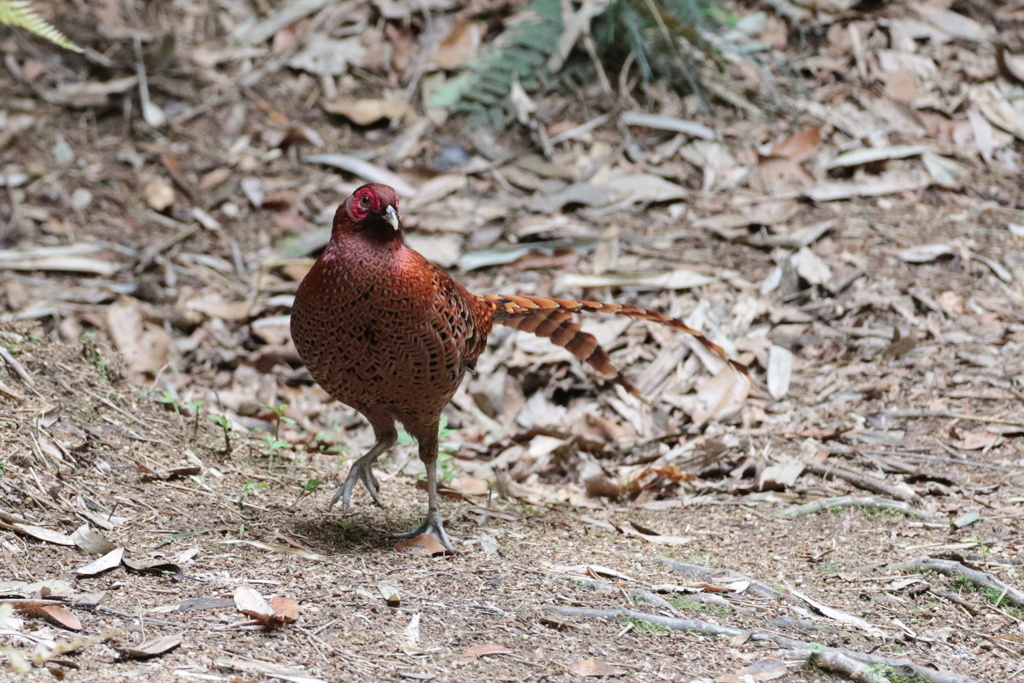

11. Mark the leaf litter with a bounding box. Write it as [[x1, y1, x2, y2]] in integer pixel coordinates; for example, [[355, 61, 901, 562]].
[[1, 0, 1023, 681]]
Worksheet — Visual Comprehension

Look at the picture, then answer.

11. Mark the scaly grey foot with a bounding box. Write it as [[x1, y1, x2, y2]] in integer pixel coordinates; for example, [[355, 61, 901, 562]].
[[391, 510, 453, 551], [329, 457, 383, 511]]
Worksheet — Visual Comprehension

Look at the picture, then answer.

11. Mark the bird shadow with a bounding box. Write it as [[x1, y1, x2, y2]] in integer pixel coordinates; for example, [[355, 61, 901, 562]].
[[288, 511, 427, 554]]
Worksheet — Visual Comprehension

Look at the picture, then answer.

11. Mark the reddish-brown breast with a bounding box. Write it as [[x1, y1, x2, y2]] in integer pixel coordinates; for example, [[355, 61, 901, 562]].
[[290, 186, 492, 433]]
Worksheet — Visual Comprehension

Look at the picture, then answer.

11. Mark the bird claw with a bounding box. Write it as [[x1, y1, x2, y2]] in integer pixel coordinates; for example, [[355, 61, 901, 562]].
[[391, 510, 454, 551], [329, 458, 383, 511]]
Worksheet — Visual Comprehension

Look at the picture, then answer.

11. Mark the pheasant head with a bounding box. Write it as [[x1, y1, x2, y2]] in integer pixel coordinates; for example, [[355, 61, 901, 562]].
[[332, 183, 402, 246]]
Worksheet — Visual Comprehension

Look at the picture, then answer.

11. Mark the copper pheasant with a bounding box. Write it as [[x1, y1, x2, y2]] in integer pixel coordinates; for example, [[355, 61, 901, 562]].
[[290, 183, 750, 549]]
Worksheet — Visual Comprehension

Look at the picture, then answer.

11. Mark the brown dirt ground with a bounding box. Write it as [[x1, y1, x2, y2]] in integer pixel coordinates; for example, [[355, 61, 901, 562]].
[[2, 1, 1024, 682]]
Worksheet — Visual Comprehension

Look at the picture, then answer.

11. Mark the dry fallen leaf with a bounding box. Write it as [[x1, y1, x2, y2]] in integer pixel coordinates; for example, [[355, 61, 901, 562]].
[[217, 539, 329, 562], [303, 153, 417, 197], [233, 585, 298, 627], [377, 580, 401, 607], [1001, 48, 1024, 84], [106, 297, 171, 377], [458, 644, 512, 659], [76, 547, 125, 576], [622, 522, 693, 546], [758, 459, 805, 491], [143, 176, 175, 211], [690, 368, 750, 426], [567, 659, 628, 677], [449, 476, 490, 495], [395, 533, 450, 556], [16, 604, 82, 631], [70, 524, 118, 555], [728, 657, 789, 681], [321, 95, 411, 126], [0, 516, 75, 546], [767, 345, 793, 400], [769, 126, 822, 162], [115, 634, 183, 660], [827, 145, 928, 169], [287, 35, 366, 75], [956, 431, 998, 451], [430, 21, 486, 69], [898, 243, 953, 263]]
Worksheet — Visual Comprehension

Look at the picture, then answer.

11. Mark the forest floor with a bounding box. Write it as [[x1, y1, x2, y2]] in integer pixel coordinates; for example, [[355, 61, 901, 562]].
[[1, 1, 1023, 682]]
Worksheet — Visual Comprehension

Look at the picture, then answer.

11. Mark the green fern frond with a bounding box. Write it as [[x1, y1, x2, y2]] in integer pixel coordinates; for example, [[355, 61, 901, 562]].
[[429, 0, 563, 124], [430, 0, 719, 123], [0, 0, 83, 53]]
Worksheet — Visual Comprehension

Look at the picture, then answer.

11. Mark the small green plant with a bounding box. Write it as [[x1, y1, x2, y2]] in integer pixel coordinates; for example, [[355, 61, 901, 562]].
[[670, 595, 731, 618], [259, 402, 296, 440], [314, 424, 348, 455], [950, 576, 975, 593], [184, 399, 203, 438], [437, 452, 458, 483], [293, 478, 323, 506], [619, 615, 672, 634], [261, 436, 289, 456], [155, 389, 180, 415], [969, 535, 993, 556], [0, 460, 6, 477], [947, 576, 1021, 614], [238, 481, 267, 505], [856, 504, 906, 518], [260, 435, 289, 470], [80, 331, 110, 382], [210, 414, 233, 454], [430, 0, 718, 124], [0, 1, 82, 52], [863, 663, 927, 683]]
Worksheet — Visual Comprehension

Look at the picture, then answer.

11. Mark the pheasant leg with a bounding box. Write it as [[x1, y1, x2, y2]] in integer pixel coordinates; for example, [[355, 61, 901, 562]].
[[329, 427, 396, 511], [392, 451, 453, 550]]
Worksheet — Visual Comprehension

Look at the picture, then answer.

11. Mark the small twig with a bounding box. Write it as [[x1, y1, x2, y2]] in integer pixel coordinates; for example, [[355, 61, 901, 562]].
[[888, 558, 1024, 608], [861, 449, 1011, 473], [658, 558, 782, 600], [804, 460, 922, 504], [808, 650, 888, 682], [548, 606, 978, 683], [85, 604, 189, 629], [928, 588, 979, 616], [0, 345, 36, 388], [781, 495, 938, 520], [891, 410, 1024, 428], [0, 378, 23, 400], [1, 598, 68, 607]]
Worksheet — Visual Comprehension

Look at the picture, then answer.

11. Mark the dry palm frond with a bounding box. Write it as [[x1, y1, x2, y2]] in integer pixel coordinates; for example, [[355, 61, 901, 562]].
[[0, 0, 82, 53]]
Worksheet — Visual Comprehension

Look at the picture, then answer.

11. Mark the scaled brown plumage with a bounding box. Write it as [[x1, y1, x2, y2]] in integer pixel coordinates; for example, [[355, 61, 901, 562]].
[[290, 183, 751, 549]]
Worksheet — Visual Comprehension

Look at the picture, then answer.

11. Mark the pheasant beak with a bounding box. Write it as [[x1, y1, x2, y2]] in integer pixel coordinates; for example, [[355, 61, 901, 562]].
[[384, 205, 400, 232]]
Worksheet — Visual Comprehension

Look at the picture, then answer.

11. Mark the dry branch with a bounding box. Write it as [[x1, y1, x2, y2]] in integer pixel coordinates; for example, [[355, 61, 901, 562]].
[[781, 495, 938, 520], [888, 558, 1024, 609], [546, 606, 978, 683], [803, 461, 922, 504], [658, 558, 783, 600]]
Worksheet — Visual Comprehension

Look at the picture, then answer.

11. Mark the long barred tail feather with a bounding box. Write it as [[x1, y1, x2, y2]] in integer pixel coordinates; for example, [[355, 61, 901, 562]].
[[482, 293, 753, 392]]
